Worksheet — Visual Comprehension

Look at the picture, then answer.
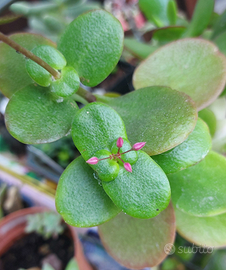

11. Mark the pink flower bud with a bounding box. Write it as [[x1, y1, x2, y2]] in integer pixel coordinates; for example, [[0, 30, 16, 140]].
[[86, 157, 99, 165], [124, 163, 132, 173], [132, 142, 146, 151], [117, 137, 124, 148]]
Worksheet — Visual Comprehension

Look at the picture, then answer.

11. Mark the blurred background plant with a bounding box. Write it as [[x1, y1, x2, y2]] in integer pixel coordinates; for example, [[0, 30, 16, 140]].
[[25, 211, 65, 239], [9, 0, 101, 42]]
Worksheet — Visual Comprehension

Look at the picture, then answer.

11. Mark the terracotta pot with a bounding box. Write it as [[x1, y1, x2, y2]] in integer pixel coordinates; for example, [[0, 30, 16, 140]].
[[0, 207, 92, 270]]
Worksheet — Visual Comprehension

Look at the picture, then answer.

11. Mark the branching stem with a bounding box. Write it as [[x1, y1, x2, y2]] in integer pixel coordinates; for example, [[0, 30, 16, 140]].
[[77, 86, 96, 103], [0, 32, 61, 80]]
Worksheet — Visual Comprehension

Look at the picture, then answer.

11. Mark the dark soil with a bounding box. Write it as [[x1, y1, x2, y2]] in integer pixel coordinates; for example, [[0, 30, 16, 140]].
[[0, 230, 74, 270]]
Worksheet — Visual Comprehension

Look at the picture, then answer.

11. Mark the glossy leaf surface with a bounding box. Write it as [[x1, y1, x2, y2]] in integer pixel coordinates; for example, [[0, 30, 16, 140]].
[[169, 151, 226, 217], [198, 108, 217, 137], [152, 118, 212, 174], [183, 0, 214, 37], [102, 151, 171, 219], [97, 86, 197, 155], [98, 203, 175, 269], [5, 85, 78, 144], [0, 33, 55, 98], [139, 0, 172, 27], [124, 38, 158, 60], [50, 66, 80, 97], [176, 207, 226, 248], [71, 102, 127, 161], [58, 10, 124, 87], [26, 45, 66, 87], [133, 39, 226, 110], [56, 156, 120, 227], [91, 149, 120, 182]]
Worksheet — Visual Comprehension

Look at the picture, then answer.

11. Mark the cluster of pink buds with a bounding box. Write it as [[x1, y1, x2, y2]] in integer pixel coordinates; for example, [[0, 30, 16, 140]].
[[86, 137, 146, 173]]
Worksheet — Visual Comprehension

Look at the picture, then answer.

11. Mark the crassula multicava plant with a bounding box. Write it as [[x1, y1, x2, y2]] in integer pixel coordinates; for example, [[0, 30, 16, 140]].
[[1, 0, 226, 268]]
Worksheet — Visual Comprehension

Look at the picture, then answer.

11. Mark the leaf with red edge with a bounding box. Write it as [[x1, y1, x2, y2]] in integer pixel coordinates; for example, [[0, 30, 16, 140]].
[[176, 207, 226, 248], [98, 203, 176, 269], [96, 86, 197, 156], [133, 39, 226, 110]]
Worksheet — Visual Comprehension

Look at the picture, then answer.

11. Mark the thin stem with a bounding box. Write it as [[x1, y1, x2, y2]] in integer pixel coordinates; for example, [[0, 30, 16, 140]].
[[121, 148, 133, 155], [77, 86, 96, 103], [0, 32, 61, 80], [118, 157, 125, 163], [99, 157, 111, 161]]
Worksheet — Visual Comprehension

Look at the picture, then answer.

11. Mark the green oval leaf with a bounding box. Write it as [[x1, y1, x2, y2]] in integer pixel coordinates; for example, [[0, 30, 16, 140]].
[[0, 33, 56, 98], [26, 45, 66, 87], [183, 0, 214, 37], [56, 156, 120, 227], [133, 39, 226, 110], [98, 203, 176, 269], [71, 102, 127, 161], [96, 86, 197, 155], [168, 151, 226, 217], [198, 108, 217, 137], [152, 118, 212, 174], [102, 151, 171, 219], [176, 207, 226, 248], [71, 102, 128, 183], [58, 10, 124, 87], [5, 84, 78, 144]]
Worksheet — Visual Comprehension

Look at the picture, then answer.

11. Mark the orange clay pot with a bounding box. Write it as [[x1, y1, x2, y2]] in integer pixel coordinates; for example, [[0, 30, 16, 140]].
[[0, 207, 92, 270]]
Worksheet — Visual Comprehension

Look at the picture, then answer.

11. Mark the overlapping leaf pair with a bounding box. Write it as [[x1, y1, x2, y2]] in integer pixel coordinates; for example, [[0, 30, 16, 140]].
[[2, 10, 124, 144], [56, 102, 172, 226]]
